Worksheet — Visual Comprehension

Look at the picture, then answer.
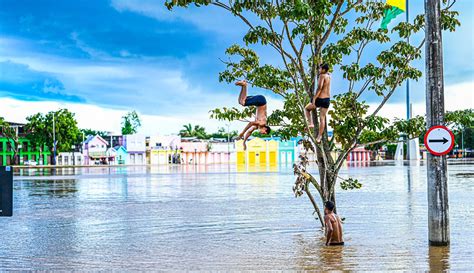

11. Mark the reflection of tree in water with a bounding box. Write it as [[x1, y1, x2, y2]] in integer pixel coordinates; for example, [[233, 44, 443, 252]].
[[28, 179, 78, 198], [293, 232, 351, 271]]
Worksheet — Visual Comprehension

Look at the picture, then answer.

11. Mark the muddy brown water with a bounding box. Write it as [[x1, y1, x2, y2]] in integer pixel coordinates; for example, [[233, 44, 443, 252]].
[[0, 162, 472, 270]]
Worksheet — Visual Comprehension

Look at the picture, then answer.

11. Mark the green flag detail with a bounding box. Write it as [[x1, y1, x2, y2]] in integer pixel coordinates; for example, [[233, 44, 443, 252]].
[[380, 6, 404, 30]]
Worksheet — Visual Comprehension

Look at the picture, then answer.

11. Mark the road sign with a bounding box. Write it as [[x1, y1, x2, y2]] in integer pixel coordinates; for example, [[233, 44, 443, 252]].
[[0, 166, 13, 217], [424, 125, 455, 156]]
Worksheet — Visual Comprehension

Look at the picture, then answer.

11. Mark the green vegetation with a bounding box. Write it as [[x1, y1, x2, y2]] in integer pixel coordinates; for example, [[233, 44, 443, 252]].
[[25, 109, 81, 165], [121, 110, 141, 135]]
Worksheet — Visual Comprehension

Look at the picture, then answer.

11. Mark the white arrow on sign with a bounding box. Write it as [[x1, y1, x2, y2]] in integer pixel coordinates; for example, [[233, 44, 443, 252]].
[[424, 125, 455, 156]]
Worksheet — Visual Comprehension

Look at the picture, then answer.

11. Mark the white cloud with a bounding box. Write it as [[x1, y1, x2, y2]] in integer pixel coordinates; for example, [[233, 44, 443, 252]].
[[110, 0, 244, 36], [0, 97, 225, 135], [0, 81, 471, 137], [369, 81, 474, 120]]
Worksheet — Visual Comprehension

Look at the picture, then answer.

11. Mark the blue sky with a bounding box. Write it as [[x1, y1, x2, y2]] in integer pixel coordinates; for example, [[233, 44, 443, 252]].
[[0, 0, 472, 134]]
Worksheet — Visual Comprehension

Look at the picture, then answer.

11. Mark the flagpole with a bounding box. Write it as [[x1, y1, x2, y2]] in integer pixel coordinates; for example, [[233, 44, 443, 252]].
[[405, 0, 411, 160], [406, 0, 410, 121]]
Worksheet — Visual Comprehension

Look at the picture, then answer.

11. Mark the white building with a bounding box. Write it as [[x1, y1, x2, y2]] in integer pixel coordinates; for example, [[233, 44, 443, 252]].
[[56, 152, 84, 166], [123, 134, 146, 165]]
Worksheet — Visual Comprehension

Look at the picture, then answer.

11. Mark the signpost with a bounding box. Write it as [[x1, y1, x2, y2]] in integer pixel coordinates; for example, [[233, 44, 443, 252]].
[[425, 0, 449, 246], [0, 166, 13, 217], [424, 126, 455, 156]]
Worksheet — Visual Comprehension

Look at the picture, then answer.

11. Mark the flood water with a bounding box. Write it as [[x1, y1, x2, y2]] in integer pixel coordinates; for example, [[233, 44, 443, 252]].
[[1, 162, 473, 270]]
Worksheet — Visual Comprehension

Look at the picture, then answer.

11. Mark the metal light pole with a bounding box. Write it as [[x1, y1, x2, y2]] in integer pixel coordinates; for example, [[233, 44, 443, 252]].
[[18, 144, 22, 165], [53, 113, 56, 166], [72, 145, 76, 166], [194, 148, 197, 165], [425, 0, 449, 246], [226, 123, 230, 164]]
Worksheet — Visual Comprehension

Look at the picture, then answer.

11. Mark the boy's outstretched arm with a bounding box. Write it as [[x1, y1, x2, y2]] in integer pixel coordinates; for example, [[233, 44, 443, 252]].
[[242, 126, 256, 150], [238, 121, 256, 139]]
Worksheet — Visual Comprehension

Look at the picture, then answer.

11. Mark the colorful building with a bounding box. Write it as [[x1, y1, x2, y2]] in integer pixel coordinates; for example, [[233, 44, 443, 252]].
[[148, 135, 181, 165], [0, 137, 50, 166], [56, 152, 84, 166], [83, 135, 111, 165], [114, 146, 128, 165], [181, 142, 208, 164], [236, 138, 278, 165], [346, 147, 372, 162], [123, 134, 146, 165]]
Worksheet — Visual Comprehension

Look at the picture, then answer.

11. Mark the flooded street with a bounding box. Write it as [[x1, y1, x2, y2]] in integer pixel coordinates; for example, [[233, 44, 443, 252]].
[[1, 162, 473, 270]]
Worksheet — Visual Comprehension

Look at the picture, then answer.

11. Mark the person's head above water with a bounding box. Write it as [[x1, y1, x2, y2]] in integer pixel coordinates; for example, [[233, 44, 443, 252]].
[[324, 201, 335, 214], [319, 63, 330, 74], [259, 125, 271, 135]]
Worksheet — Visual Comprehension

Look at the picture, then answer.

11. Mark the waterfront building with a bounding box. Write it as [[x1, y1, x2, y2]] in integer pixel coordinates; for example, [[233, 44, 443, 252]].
[[83, 135, 111, 165], [208, 141, 235, 164], [56, 152, 84, 166], [346, 147, 372, 162], [236, 138, 278, 165], [0, 137, 51, 166], [114, 146, 128, 165], [181, 141, 208, 164], [148, 135, 181, 165], [123, 134, 146, 165]]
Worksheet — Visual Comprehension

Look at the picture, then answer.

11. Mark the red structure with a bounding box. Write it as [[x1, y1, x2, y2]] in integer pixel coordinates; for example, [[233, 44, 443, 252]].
[[346, 147, 372, 162]]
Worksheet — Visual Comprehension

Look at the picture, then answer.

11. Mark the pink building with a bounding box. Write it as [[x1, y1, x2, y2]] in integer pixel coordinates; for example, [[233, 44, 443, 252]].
[[346, 147, 372, 162]]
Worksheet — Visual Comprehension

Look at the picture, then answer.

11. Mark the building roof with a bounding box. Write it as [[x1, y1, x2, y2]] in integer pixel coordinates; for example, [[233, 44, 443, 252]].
[[114, 145, 127, 152], [84, 135, 109, 145]]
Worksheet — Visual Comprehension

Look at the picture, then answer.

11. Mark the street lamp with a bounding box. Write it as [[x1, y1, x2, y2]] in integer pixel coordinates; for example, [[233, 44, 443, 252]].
[[226, 123, 230, 164], [71, 145, 76, 166], [53, 113, 57, 165], [194, 148, 197, 165], [18, 144, 22, 165]]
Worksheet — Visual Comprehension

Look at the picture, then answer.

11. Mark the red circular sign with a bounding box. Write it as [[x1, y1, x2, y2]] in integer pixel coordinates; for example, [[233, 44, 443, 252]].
[[424, 125, 455, 156]]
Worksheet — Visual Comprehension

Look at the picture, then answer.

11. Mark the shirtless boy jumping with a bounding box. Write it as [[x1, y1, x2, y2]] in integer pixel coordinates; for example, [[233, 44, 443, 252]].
[[305, 63, 331, 143], [235, 80, 271, 150]]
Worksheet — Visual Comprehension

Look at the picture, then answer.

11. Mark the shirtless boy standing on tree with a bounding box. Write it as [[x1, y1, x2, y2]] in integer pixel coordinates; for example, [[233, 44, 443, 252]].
[[305, 63, 331, 143]]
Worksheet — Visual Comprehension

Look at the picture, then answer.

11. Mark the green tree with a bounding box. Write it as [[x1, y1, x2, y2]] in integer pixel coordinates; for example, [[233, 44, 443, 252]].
[[25, 109, 81, 165], [179, 124, 194, 137], [121, 110, 141, 135], [167, 0, 460, 225], [80, 129, 109, 139], [179, 124, 210, 139], [211, 127, 239, 140], [193, 125, 209, 139], [446, 109, 474, 151], [0, 117, 21, 165]]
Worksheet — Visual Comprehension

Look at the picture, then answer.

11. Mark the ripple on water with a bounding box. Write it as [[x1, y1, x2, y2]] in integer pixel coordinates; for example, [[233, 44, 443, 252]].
[[1, 163, 473, 270]]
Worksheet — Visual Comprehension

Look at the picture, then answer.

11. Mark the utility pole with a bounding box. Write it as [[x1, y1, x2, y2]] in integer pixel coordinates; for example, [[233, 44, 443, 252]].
[[425, 0, 449, 246]]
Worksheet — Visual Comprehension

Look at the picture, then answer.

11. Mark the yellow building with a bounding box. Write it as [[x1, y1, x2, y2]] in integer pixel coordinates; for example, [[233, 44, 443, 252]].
[[150, 149, 181, 165], [236, 138, 278, 166]]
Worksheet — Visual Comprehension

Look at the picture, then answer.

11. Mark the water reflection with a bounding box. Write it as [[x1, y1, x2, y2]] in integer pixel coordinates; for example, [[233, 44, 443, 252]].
[[2, 163, 473, 270], [429, 246, 450, 272]]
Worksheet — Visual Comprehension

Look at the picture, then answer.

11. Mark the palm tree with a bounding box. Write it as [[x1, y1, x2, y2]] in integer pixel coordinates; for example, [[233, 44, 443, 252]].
[[179, 124, 194, 137]]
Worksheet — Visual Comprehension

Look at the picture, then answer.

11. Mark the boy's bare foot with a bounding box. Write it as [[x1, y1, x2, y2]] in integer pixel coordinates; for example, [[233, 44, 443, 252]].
[[316, 135, 322, 143], [308, 124, 315, 129], [235, 80, 247, 86]]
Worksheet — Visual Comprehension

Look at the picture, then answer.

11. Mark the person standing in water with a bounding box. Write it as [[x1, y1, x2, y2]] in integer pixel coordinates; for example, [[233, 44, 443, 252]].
[[305, 63, 331, 143], [235, 80, 271, 150], [324, 201, 344, 246]]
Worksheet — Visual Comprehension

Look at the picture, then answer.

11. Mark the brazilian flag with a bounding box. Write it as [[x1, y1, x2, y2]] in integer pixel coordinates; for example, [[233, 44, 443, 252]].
[[380, 0, 406, 30]]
